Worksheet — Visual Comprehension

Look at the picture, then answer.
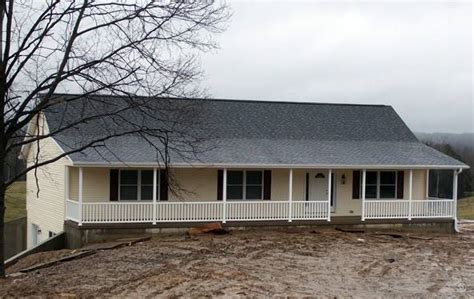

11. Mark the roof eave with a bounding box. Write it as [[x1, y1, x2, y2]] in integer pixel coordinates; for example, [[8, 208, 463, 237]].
[[68, 161, 470, 170]]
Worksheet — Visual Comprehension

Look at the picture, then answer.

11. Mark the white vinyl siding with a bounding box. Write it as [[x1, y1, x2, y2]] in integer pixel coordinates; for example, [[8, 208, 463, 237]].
[[26, 114, 70, 248]]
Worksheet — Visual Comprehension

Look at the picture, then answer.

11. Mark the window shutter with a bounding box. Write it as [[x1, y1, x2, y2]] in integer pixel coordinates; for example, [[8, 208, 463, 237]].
[[110, 169, 119, 201], [217, 170, 223, 201], [397, 171, 404, 199], [159, 169, 168, 201], [263, 170, 272, 200], [352, 170, 360, 199]]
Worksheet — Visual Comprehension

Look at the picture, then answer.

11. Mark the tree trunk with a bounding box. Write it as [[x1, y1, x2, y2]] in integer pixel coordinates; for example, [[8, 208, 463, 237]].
[[0, 163, 6, 278]]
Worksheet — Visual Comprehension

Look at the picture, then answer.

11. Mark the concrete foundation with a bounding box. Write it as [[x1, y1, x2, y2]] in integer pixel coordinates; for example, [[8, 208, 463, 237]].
[[64, 217, 455, 248]]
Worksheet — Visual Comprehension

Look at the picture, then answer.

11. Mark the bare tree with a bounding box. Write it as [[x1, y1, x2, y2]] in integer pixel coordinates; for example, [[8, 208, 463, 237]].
[[0, 0, 229, 277]]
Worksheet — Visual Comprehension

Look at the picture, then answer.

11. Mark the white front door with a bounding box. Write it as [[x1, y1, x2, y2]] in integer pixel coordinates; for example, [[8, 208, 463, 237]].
[[308, 170, 335, 211], [308, 171, 328, 201]]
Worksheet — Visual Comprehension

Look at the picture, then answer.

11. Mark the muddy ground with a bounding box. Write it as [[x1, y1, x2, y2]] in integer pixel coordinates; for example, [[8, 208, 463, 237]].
[[1, 224, 473, 298]]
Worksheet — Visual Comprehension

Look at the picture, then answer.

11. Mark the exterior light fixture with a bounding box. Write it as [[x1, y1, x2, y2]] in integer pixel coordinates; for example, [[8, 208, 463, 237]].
[[341, 174, 346, 185]]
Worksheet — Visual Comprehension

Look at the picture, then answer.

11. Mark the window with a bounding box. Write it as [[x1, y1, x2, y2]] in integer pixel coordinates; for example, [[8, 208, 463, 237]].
[[119, 170, 156, 201], [226, 170, 263, 200], [379, 171, 396, 198], [428, 170, 453, 199], [140, 170, 154, 200], [362, 171, 397, 199], [365, 171, 377, 199]]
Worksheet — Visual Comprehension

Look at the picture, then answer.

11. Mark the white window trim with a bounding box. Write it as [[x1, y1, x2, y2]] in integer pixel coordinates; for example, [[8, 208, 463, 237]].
[[361, 170, 398, 200], [227, 170, 264, 200], [118, 169, 158, 201]]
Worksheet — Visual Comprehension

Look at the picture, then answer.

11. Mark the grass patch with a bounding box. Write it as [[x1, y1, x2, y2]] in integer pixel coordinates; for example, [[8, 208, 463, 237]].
[[5, 181, 26, 222], [458, 197, 474, 220]]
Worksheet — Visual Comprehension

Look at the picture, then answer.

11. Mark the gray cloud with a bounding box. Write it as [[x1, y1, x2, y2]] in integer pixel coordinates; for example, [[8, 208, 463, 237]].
[[201, 1, 472, 133]]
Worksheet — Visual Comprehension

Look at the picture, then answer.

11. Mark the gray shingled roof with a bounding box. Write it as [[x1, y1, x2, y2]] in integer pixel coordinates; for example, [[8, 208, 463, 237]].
[[43, 94, 467, 168]]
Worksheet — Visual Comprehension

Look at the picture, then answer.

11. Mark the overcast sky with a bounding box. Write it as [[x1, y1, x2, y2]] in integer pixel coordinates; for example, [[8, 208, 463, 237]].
[[201, 1, 472, 134]]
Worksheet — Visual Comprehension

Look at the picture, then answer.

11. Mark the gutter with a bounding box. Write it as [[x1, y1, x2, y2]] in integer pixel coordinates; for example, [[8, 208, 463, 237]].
[[69, 162, 471, 170]]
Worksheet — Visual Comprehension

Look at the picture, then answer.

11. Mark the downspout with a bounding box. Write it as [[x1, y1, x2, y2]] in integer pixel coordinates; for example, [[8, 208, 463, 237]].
[[454, 168, 463, 233]]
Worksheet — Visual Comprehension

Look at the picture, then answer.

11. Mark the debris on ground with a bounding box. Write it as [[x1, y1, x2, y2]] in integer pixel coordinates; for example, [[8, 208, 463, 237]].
[[374, 232, 405, 239], [11, 236, 152, 274], [384, 253, 397, 263], [187, 222, 230, 235], [0, 223, 472, 297], [335, 227, 365, 233], [20, 251, 96, 273], [80, 236, 151, 251]]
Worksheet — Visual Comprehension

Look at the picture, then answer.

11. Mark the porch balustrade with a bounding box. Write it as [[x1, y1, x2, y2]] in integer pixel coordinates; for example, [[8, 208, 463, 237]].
[[65, 198, 455, 224], [363, 199, 455, 219], [65, 200, 330, 224]]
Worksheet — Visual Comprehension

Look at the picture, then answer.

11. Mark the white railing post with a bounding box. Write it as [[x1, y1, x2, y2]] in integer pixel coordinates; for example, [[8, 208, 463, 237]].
[[78, 167, 83, 226], [453, 169, 459, 220], [288, 168, 293, 222], [408, 169, 413, 220], [361, 169, 366, 221], [222, 169, 227, 223], [152, 168, 157, 224], [327, 169, 332, 222]]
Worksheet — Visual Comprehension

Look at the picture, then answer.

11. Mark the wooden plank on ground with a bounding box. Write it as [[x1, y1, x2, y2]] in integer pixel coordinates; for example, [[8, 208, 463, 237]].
[[20, 251, 95, 273], [80, 241, 128, 251]]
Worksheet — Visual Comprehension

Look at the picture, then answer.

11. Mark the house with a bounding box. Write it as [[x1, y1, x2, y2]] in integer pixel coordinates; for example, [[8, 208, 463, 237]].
[[22, 94, 468, 247]]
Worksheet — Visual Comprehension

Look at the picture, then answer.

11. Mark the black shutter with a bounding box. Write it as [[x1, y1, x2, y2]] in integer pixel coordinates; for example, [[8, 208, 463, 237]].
[[352, 170, 360, 199], [263, 170, 272, 200], [397, 171, 404, 199], [159, 169, 168, 201], [305, 173, 309, 201], [217, 170, 223, 201], [110, 169, 119, 201]]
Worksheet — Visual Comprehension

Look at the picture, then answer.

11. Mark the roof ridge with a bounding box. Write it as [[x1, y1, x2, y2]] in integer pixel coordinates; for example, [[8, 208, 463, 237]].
[[46, 93, 389, 108]]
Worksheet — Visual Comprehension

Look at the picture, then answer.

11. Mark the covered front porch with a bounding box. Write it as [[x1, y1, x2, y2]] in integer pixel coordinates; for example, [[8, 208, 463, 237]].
[[64, 166, 460, 225]]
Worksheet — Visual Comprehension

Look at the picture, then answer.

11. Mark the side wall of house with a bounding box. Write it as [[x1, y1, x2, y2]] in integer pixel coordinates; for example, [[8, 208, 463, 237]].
[[26, 115, 70, 248], [68, 168, 427, 217]]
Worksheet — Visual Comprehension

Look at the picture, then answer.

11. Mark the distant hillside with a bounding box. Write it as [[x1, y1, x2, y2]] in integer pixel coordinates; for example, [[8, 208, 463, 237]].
[[416, 132, 474, 153], [416, 132, 473, 197], [416, 132, 473, 165]]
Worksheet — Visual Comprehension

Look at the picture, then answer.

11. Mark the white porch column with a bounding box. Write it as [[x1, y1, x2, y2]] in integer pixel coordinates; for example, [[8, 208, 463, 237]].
[[327, 169, 332, 222], [222, 169, 227, 223], [408, 169, 413, 220], [288, 169, 293, 222], [361, 169, 366, 221], [64, 166, 70, 221], [453, 169, 459, 220], [152, 168, 157, 224], [78, 167, 83, 226]]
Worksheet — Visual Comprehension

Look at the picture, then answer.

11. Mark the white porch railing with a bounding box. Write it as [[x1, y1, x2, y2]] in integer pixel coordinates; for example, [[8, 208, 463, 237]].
[[82, 202, 154, 223], [363, 199, 455, 220], [292, 201, 329, 220], [65, 200, 331, 224], [65, 198, 455, 224], [226, 201, 289, 221], [65, 199, 80, 222], [156, 202, 223, 222]]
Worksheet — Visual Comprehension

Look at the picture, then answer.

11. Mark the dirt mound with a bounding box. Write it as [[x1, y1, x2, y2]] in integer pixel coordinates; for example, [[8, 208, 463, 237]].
[[6, 249, 73, 274], [0, 227, 472, 297]]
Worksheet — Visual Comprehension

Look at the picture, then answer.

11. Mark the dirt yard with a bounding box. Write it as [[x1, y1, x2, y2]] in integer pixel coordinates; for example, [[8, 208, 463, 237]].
[[1, 224, 473, 298]]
